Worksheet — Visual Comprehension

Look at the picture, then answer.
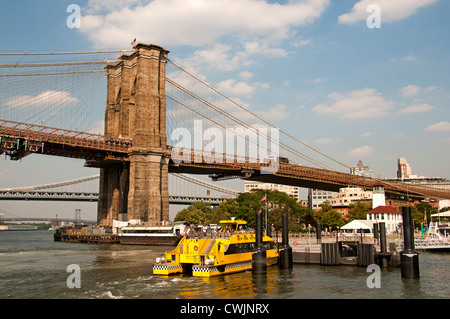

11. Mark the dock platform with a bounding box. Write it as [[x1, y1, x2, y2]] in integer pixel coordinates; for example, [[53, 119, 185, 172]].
[[54, 231, 119, 244], [290, 240, 401, 267]]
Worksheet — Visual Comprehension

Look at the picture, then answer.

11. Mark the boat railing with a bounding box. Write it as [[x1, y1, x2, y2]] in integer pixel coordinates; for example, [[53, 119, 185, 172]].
[[186, 229, 255, 240], [134, 220, 174, 227], [411, 238, 450, 249]]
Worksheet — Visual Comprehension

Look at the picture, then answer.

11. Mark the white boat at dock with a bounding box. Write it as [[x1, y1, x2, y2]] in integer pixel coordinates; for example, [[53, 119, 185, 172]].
[[413, 211, 450, 251], [118, 221, 190, 246]]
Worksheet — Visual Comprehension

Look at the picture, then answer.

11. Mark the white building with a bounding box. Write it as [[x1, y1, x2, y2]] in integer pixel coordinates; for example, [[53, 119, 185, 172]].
[[372, 184, 386, 208], [330, 187, 372, 208], [366, 205, 402, 234], [364, 183, 401, 233], [244, 181, 300, 201]]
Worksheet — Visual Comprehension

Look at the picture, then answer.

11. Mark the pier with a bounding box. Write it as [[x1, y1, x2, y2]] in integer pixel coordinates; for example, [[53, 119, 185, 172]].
[[54, 228, 119, 244], [287, 232, 401, 268]]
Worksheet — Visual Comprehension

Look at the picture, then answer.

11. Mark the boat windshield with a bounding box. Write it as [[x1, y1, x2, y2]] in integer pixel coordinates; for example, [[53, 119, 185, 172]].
[[219, 222, 249, 233]]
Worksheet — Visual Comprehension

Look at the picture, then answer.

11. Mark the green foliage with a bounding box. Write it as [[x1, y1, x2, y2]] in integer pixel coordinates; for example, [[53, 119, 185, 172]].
[[314, 200, 345, 230], [5, 222, 51, 229], [404, 202, 437, 228], [232, 189, 312, 232], [174, 201, 213, 224], [209, 199, 239, 224], [173, 189, 314, 233], [346, 201, 371, 222], [174, 199, 239, 225]]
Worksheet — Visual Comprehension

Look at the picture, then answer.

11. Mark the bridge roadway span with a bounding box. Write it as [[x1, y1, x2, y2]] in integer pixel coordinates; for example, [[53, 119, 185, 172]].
[[0, 190, 227, 205], [1, 119, 449, 201]]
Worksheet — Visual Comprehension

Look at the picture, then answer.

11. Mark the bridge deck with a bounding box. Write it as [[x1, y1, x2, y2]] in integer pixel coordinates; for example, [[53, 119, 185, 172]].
[[2, 119, 450, 200]]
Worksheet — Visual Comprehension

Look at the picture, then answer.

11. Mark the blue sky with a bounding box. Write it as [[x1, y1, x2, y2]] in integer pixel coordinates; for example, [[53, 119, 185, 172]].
[[1, 0, 449, 219]]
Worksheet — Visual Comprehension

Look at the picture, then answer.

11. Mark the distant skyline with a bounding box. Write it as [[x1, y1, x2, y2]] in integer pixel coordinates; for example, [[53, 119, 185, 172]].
[[1, 0, 449, 220]]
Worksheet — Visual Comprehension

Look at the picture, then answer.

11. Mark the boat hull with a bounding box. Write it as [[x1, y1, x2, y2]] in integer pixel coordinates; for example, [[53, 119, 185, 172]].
[[192, 257, 278, 277], [153, 257, 278, 277]]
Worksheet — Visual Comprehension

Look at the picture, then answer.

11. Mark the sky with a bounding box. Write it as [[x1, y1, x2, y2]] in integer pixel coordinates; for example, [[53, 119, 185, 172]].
[[0, 0, 449, 220]]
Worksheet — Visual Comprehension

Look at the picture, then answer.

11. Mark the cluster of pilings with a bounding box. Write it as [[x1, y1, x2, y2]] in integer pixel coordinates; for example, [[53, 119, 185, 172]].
[[252, 211, 292, 274], [253, 206, 419, 279]]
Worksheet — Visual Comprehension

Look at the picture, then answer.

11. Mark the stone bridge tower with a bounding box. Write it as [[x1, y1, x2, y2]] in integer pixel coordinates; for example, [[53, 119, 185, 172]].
[[97, 44, 170, 226]]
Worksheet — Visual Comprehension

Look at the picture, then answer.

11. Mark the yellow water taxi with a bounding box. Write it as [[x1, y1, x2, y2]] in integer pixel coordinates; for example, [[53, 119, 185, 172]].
[[153, 219, 279, 277]]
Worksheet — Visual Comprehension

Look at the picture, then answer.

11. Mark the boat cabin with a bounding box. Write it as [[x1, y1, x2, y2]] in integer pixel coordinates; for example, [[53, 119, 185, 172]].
[[218, 219, 250, 233]]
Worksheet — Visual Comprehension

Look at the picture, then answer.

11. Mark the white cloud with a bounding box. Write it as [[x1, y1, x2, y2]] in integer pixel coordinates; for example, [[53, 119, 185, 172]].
[[358, 132, 372, 138], [179, 40, 288, 72], [399, 85, 421, 98], [402, 54, 417, 62], [291, 37, 311, 47], [6, 90, 78, 108], [389, 54, 418, 63], [397, 103, 434, 114], [346, 145, 374, 158], [181, 43, 238, 72], [241, 41, 288, 59], [262, 104, 290, 121], [216, 79, 255, 97], [311, 88, 394, 120], [85, 0, 144, 14], [338, 0, 438, 24], [239, 71, 253, 79], [215, 79, 270, 97], [80, 0, 330, 48], [424, 121, 450, 132]]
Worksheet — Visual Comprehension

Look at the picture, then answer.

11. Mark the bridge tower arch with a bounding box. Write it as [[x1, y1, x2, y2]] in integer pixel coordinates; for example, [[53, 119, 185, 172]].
[[97, 44, 170, 226]]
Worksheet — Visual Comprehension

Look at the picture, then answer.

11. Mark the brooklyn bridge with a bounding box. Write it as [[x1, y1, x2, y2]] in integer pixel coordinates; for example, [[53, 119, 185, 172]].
[[1, 43, 449, 226]]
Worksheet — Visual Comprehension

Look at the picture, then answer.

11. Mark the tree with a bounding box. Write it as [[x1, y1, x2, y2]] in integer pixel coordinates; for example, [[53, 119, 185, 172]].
[[235, 190, 265, 226], [236, 189, 310, 232], [174, 201, 214, 224], [346, 201, 371, 222], [315, 200, 345, 230], [209, 199, 239, 224], [403, 204, 420, 229], [174, 189, 314, 233], [415, 202, 437, 227], [318, 210, 345, 230]]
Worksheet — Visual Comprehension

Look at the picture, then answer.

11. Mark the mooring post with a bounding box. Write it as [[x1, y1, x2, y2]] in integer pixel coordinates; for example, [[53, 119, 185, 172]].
[[252, 210, 267, 274], [400, 206, 420, 279], [316, 223, 322, 244], [267, 223, 272, 239], [378, 222, 389, 267], [373, 223, 379, 247], [279, 212, 293, 269]]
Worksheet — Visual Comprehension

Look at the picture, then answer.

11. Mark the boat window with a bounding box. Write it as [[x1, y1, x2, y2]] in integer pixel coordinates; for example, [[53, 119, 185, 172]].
[[237, 224, 249, 231], [219, 223, 249, 233], [219, 224, 232, 232], [225, 241, 273, 255]]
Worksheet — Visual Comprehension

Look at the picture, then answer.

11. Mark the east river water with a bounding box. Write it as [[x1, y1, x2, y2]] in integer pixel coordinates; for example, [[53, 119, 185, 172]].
[[1, 230, 449, 300]]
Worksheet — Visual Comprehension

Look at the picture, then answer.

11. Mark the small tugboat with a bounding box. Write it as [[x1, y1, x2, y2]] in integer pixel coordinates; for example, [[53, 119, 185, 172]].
[[153, 219, 279, 277]]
